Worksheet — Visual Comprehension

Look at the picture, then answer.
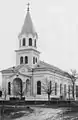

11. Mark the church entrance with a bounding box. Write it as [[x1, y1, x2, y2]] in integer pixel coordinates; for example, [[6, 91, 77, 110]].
[[13, 78, 22, 99]]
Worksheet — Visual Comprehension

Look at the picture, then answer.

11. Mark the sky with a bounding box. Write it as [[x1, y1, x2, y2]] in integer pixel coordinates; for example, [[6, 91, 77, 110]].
[[0, 0, 78, 85]]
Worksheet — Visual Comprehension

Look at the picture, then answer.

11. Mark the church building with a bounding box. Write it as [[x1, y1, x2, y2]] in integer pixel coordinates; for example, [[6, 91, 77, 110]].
[[1, 4, 73, 101]]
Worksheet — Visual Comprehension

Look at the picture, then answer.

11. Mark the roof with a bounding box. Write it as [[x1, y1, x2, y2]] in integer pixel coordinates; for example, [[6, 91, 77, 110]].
[[19, 10, 37, 37], [1, 64, 32, 73], [34, 61, 71, 78], [1, 61, 71, 78]]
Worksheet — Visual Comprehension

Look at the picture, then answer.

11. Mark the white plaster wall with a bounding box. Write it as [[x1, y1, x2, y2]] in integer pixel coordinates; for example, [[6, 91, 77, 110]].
[[16, 50, 39, 68], [2, 68, 72, 101], [16, 33, 39, 67], [32, 70, 72, 100], [18, 34, 38, 49]]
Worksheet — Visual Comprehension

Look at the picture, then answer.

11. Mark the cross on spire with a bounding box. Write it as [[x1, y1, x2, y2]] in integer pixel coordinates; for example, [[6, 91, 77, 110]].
[[27, 3, 30, 11]]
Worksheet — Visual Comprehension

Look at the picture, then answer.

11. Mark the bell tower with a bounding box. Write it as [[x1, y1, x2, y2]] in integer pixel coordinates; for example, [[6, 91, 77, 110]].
[[15, 3, 40, 68]]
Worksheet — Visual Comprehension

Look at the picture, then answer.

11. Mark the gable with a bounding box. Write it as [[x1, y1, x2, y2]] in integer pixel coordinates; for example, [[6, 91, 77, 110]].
[[19, 66, 28, 74]]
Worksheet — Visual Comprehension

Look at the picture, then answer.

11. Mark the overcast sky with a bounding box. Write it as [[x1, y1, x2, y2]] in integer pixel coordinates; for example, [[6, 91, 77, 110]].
[[0, 0, 78, 85]]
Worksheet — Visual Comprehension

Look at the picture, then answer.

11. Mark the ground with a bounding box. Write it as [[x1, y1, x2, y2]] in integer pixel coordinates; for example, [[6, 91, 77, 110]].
[[14, 106, 78, 120], [0, 104, 78, 120]]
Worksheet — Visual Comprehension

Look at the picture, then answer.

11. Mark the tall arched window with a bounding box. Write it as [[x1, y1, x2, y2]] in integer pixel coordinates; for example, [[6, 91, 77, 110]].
[[23, 38, 25, 46], [36, 58, 37, 63], [25, 56, 28, 64], [34, 39, 36, 47], [37, 81, 41, 95], [68, 85, 70, 98], [26, 79, 30, 94], [33, 57, 35, 64], [29, 38, 32, 46], [60, 84, 62, 95], [20, 56, 23, 64], [8, 82, 11, 95], [55, 82, 57, 95], [64, 84, 66, 97]]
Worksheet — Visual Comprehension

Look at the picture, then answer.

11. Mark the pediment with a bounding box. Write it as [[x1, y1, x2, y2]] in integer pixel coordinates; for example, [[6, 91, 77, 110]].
[[19, 67, 29, 74]]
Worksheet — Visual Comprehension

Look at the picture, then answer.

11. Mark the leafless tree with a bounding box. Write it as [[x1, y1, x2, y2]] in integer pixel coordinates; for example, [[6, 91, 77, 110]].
[[69, 69, 78, 100], [67, 85, 73, 100], [4, 89, 7, 100], [42, 78, 55, 103], [1, 88, 7, 100]]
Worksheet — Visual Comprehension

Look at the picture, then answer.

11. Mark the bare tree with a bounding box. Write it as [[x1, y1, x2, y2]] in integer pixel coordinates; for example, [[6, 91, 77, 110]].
[[4, 89, 7, 100], [42, 78, 55, 103], [67, 85, 73, 100], [1, 88, 7, 100], [70, 69, 78, 100]]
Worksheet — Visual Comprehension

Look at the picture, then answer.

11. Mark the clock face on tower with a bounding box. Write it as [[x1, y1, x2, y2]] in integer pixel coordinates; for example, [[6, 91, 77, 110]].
[[19, 67, 28, 74]]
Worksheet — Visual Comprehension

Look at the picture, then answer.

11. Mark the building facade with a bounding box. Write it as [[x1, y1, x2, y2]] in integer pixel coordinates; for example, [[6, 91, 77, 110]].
[[1, 5, 74, 101]]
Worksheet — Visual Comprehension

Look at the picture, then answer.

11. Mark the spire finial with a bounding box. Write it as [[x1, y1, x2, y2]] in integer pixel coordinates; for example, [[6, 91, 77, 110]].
[[27, 3, 30, 11]]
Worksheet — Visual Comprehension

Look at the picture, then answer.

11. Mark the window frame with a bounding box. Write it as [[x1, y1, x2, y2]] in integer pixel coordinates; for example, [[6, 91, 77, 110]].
[[34, 39, 36, 47], [22, 38, 26, 46], [55, 82, 57, 95], [37, 81, 41, 95], [20, 56, 23, 64], [64, 84, 66, 97], [60, 83, 62, 95], [25, 56, 28, 64], [29, 38, 32, 46], [33, 57, 35, 64], [36, 58, 37, 63], [26, 79, 30, 93]]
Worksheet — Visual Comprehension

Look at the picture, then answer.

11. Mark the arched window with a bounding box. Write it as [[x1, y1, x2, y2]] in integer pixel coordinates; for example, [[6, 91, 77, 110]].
[[37, 81, 41, 95], [76, 86, 78, 97], [34, 39, 36, 47], [68, 85, 70, 98], [8, 82, 11, 95], [60, 84, 62, 95], [36, 58, 37, 63], [55, 83, 57, 95], [64, 84, 66, 97], [33, 57, 35, 64], [23, 38, 25, 46], [25, 56, 28, 64], [29, 38, 32, 46], [20, 56, 23, 64], [26, 79, 30, 93]]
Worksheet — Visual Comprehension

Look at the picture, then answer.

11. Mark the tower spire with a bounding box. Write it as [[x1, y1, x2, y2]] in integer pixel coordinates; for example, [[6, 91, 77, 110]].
[[27, 3, 30, 11], [19, 2, 38, 38]]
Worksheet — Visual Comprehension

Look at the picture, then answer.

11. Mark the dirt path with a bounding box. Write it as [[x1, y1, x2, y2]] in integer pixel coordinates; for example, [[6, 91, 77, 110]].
[[14, 107, 64, 120]]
